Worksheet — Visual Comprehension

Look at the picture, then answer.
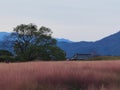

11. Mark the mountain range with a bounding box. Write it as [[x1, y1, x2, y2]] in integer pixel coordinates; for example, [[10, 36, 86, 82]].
[[57, 31, 120, 57], [0, 32, 11, 41], [0, 31, 120, 58]]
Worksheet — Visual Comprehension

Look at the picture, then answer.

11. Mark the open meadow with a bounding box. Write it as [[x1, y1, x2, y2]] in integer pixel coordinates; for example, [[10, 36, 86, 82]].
[[0, 60, 120, 90]]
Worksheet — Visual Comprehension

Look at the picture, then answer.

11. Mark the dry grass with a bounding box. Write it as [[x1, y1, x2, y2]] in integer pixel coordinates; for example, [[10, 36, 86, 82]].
[[0, 60, 120, 90]]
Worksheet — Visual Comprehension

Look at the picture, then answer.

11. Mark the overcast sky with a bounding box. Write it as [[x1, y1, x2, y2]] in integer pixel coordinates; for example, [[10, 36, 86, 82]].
[[0, 0, 120, 41]]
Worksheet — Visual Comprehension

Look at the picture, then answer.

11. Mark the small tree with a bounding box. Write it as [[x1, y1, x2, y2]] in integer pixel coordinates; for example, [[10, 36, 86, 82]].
[[0, 50, 14, 62], [11, 23, 66, 61]]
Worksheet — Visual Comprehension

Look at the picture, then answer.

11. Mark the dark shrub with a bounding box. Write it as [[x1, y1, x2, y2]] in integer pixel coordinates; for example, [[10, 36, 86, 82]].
[[0, 55, 15, 62]]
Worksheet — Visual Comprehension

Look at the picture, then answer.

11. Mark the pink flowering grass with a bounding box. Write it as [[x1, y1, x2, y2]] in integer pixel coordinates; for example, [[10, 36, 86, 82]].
[[0, 60, 120, 90]]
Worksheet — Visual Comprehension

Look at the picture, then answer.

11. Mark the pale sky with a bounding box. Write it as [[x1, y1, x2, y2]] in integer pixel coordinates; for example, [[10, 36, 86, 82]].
[[0, 0, 120, 41]]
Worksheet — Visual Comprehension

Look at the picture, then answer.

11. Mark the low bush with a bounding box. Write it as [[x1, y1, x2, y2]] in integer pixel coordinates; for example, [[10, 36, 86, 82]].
[[0, 55, 15, 62]]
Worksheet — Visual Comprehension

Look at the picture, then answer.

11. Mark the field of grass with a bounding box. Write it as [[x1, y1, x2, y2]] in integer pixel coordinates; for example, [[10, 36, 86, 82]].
[[0, 60, 120, 90]]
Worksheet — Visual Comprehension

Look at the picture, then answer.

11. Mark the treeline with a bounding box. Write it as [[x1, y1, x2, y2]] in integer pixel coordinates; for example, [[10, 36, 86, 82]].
[[0, 23, 66, 62], [90, 56, 120, 60]]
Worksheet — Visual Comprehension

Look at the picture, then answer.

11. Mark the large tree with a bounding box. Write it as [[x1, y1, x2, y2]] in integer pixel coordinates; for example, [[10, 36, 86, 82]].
[[11, 23, 66, 61]]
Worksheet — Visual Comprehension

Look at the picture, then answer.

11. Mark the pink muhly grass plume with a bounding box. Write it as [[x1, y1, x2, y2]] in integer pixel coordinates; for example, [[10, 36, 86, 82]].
[[0, 61, 119, 90]]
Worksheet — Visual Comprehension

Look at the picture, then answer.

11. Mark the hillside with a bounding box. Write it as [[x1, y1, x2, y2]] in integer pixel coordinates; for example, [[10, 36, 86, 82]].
[[58, 31, 120, 57], [1, 31, 120, 58], [0, 32, 10, 41]]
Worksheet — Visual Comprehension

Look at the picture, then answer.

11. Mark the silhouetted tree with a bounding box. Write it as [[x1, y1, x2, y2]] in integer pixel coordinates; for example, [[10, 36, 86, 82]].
[[11, 23, 66, 61]]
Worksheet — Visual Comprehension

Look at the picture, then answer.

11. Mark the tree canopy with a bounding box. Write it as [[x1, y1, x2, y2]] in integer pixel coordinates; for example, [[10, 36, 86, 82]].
[[11, 23, 66, 61]]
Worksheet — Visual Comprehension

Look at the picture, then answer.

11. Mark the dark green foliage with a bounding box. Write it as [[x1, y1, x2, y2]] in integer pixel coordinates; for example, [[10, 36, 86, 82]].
[[0, 55, 15, 62], [33, 46, 66, 60], [11, 23, 66, 61], [46, 46, 66, 60], [0, 50, 14, 62], [0, 49, 13, 56]]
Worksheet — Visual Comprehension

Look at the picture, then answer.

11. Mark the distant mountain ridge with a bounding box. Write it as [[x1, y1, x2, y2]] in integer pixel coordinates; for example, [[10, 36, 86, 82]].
[[56, 38, 73, 43], [57, 31, 120, 57], [1, 31, 120, 58], [0, 32, 11, 41]]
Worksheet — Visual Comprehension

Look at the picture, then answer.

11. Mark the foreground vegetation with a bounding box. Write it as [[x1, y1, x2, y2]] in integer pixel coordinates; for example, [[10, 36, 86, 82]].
[[2, 23, 66, 61], [0, 60, 120, 90]]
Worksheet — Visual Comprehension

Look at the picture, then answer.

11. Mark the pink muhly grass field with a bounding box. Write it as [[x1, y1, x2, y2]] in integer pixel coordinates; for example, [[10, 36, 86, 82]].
[[0, 60, 120, 90]]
